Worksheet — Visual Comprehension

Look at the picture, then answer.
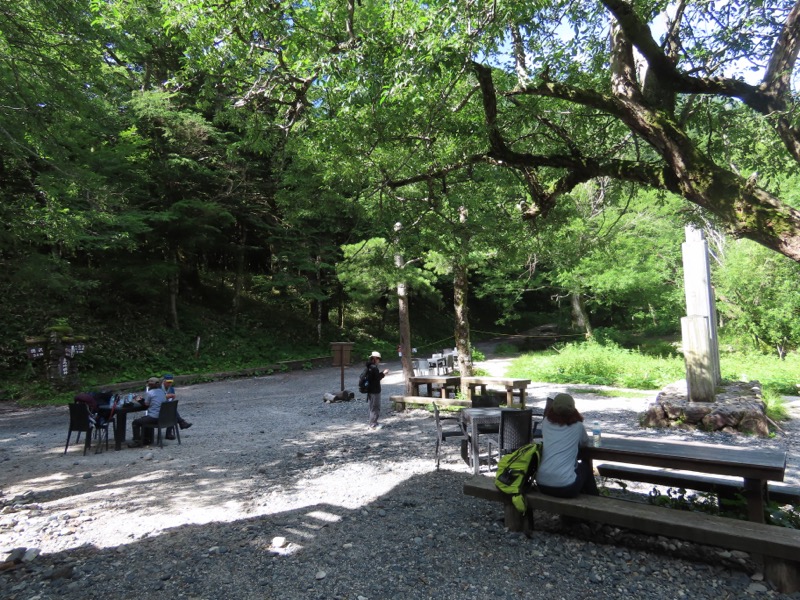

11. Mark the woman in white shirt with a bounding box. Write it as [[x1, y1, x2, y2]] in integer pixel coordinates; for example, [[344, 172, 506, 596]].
[[536, 393, 599, 498]]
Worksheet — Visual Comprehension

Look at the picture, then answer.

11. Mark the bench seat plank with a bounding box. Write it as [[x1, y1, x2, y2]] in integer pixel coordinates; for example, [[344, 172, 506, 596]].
[[463, 476, 800, 562]]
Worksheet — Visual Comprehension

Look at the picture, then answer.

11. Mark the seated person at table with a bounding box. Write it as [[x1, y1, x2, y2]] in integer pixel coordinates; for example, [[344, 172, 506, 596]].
[[128, 377, 166, 448], [161, 373, 191, 440], [535, 393, 599, 498]]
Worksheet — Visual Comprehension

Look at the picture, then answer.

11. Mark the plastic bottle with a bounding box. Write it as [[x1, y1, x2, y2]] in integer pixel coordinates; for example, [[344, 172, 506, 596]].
[[592, 420, 602, 447]]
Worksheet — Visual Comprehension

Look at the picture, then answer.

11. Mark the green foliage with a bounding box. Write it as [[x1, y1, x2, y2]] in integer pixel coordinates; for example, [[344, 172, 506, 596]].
[[508, 340, 800, 420], [767, 502, 800, 529], [647, 487, 721, 514], [761, 389, 789, 422], [715, 240, 800, 358], [719, 349, 800, 396], [646, 487, 800, 529], [508, 340, 685, 389], [493, 342, 520, 357]]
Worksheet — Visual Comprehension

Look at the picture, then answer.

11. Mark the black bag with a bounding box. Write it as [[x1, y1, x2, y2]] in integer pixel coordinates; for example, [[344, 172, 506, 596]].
[[358, 368, 369, 394]]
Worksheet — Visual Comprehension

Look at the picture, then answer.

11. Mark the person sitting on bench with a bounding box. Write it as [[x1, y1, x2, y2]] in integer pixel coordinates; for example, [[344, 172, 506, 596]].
[[535, 393, 599, 498]]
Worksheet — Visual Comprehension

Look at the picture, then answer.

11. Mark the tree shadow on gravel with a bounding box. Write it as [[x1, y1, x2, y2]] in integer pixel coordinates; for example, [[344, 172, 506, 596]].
[[1, 467, 766, 600]]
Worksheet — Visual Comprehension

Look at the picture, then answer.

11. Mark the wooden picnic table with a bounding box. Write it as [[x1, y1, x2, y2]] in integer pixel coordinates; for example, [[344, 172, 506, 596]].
[[460, 409, 787, 524], [408, 375, 461, 398], [460, 376, 531, 408], [585, 435, 786, 523]]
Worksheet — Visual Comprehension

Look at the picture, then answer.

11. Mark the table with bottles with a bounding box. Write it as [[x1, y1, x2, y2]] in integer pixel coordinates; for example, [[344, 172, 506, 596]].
[[96, 394, 146, 450]]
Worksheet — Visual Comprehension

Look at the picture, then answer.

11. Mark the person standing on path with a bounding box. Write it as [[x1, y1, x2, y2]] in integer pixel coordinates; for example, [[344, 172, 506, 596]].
[[366, 351, 389, 430]]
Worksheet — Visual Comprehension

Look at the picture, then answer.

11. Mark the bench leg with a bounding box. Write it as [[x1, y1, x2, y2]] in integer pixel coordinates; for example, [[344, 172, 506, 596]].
[[743, 478, 767, 523], [764, 558, 800, 594], [503, 501, 524, 532]]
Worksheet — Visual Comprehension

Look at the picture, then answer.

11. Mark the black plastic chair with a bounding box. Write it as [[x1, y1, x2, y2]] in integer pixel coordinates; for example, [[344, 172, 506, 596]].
[[470, 395, 501, 434], [487, 408, 533, 470], [141, 401, 180, 448], [65, 402, 111, 455], [433, 402, 465, 469]]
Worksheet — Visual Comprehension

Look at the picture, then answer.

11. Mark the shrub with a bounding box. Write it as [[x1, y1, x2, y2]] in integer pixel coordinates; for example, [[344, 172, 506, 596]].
[[508, 340, 685, 389], [493, 342, 519, 356]]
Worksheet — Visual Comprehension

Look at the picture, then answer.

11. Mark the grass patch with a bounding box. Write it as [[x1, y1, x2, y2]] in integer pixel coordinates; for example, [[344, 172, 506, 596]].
[[762, 389, 789, 422], [507, 340, 800, 399], [508, 340, 684, 389], [573, 388, 654, 399]]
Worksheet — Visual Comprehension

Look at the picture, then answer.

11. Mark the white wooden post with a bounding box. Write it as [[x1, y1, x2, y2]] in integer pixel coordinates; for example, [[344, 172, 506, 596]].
[[681, 226, 721, 401]]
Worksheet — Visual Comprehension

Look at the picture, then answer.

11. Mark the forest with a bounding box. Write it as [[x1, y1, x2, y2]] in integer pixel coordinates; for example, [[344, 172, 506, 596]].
[[2, 0, 800, 402]]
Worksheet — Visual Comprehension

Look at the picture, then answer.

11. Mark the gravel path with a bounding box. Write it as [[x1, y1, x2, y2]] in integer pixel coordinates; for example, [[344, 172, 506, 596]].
[[2, 349, 799, 600]]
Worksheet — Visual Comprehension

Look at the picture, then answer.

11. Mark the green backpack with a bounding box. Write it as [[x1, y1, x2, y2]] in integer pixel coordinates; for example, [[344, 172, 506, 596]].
[[494, 442, 542, 515]]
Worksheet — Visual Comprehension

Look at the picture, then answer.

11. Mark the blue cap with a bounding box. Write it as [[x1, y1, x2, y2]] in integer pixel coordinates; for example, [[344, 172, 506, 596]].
[[162, 373, 174, 380]]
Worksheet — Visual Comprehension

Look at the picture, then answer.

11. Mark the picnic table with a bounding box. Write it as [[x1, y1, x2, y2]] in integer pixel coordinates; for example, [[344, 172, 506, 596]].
[[460, 376, 531, 408], [586, 435, 787, 523], [408, 375, 461, 398]]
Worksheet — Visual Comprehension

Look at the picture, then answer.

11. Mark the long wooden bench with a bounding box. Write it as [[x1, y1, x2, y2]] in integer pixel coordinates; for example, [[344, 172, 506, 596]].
[[597, 463, 800, 506], [463, 476, 800, 593], [390, 395, 471, 411]]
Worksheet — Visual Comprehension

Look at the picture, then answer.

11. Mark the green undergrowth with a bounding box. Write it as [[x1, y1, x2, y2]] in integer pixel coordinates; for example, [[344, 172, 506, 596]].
[[508, 339, 800, 397], [601, 482, 800, 529], [647, 487, 800, 529], [507, 340, 684, 389]]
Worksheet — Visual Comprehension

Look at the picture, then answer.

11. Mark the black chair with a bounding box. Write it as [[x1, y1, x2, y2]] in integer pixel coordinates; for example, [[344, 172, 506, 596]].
[[487, 408, 533, 470], [470, 395, 501, 434], [65, 402, 111, 455], [141, 400, 180, 448], [433, 402, 465, 470]]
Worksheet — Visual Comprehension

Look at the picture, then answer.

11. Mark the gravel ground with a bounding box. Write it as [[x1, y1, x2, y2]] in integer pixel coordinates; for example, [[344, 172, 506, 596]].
[[1, 348, 799, 600]]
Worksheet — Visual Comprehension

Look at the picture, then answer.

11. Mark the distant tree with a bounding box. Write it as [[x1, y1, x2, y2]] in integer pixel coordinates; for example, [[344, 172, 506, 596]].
[[531, 184, 686, 336], [715, 240, 800, 358]]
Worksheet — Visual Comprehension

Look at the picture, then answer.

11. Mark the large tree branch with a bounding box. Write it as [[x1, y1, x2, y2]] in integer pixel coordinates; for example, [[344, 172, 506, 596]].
[[602, 0, 800, 161]]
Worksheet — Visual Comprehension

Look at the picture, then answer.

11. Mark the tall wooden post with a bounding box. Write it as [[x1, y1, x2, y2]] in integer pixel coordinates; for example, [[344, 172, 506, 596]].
[[681, 226, 721, 401]]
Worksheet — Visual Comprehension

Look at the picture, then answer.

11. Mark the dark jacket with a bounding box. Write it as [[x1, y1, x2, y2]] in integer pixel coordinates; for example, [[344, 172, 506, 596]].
[[365, 361, 385, 394]]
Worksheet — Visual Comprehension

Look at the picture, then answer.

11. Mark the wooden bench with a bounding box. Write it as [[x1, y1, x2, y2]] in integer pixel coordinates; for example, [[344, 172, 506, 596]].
[[390, 395, 470, 411], [597, 463, 800, 506], [463, 476, 800, 593]]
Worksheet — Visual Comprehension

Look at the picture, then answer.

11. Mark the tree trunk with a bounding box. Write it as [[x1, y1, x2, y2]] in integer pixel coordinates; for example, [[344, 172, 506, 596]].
[[167, 247, 180, 331], [395, 251, 414, 395], [453, 259, 473, 386], [232, 227, 246, 329], [454, 205, 474, 391], [570, 292, 593, 338]]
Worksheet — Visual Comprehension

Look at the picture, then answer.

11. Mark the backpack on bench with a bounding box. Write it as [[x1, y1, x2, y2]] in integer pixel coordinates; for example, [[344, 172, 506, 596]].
[[494, 442, 542, 516]]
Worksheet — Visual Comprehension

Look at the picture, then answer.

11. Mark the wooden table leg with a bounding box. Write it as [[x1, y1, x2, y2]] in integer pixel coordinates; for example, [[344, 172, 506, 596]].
[[113, 412, 127, 451], [471, 420, 480, 475], [743, 478, 767, 523]]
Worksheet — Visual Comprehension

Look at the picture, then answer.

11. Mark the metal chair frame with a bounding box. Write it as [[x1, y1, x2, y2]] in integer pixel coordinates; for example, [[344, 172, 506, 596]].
[[433, 402, 465, 469], [486, 408, 533, 470], [140, 400, 181, 448], [65, 402, 111, 455]]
